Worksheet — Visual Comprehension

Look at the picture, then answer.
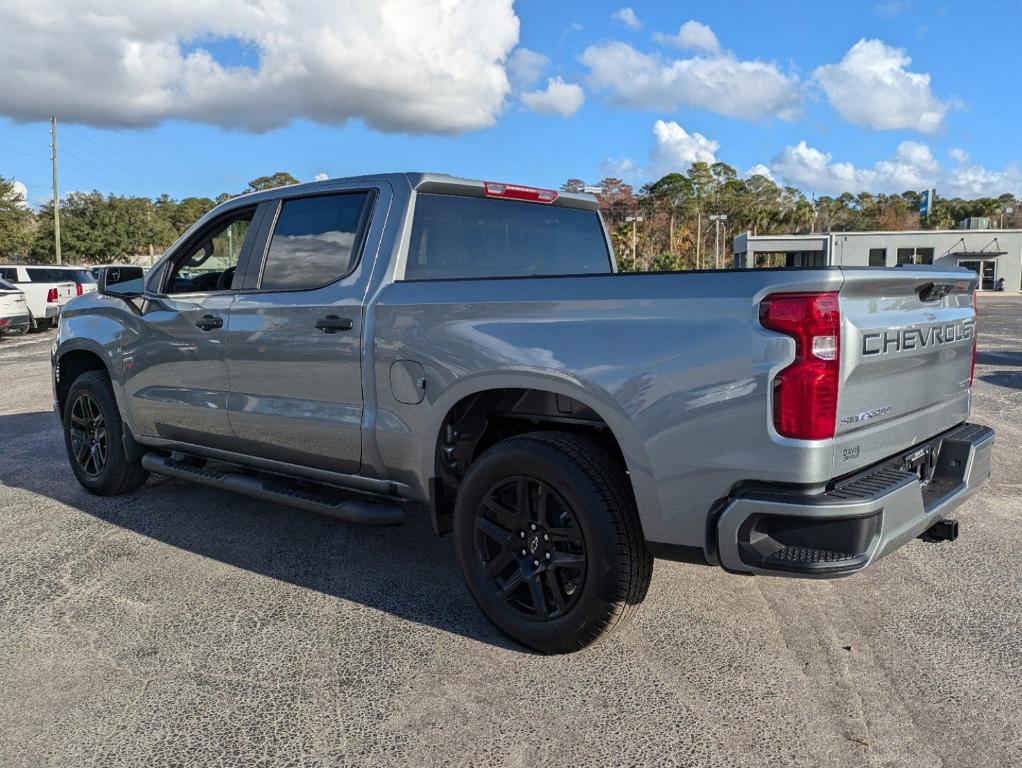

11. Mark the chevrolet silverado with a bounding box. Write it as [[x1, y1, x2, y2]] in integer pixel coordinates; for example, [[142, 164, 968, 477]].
[[51, 173, 994, 653]]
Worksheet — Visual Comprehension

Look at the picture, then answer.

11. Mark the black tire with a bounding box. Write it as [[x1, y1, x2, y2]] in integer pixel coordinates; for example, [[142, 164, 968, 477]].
[[453, 431, 652, 654], [62, 370, 149, 495]]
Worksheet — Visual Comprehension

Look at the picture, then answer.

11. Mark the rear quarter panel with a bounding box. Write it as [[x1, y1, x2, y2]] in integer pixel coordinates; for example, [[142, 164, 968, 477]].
[[370, 269, 845, 549]]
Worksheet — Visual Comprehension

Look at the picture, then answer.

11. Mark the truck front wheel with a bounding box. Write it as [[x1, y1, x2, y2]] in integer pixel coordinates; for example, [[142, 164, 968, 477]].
[[62, 371, 149, 495], [453, 431, 652, 653]]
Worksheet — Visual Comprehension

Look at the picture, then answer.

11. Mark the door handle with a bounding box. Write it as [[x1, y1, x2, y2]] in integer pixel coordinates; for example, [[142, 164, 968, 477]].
[[194, 313, 223, 332], [315, 315, 354, 334]]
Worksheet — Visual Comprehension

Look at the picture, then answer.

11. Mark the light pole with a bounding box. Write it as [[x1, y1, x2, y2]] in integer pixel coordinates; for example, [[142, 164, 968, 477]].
[[1001, 206, 1014, 229], [625, 216, 644, 267], [709, 214, 728, 270]]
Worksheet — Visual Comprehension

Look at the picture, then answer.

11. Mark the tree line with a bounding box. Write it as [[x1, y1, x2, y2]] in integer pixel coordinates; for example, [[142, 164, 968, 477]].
[[0, 172, 300, 264], [1, 164, 1019, 268], [564, 163, 1020, 271]]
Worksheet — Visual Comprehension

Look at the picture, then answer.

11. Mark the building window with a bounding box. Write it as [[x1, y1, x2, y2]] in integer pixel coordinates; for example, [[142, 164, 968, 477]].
[[897, 247, 933, 265], [868, 248, 886, 267]]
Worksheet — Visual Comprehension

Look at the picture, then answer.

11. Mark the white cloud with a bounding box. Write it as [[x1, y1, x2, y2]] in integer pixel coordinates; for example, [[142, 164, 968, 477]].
[[745, 163, 774, 181], [0, 0, 520, 134], [581, 40, 801, 121], [649, 119, 718, 176], [521, 77, 585, 118], [949, 147, 969, 164], [11, 180, 28, 208], [766, 138, 1022, 197], [599, 156, 642, 181], [813, 39, 950, 133], [653, 21, 720, 54], [313, 172, 329, 182], [508, 47, 548, 89], [612, 7, 642, 30], [770, 140, 939, 194]]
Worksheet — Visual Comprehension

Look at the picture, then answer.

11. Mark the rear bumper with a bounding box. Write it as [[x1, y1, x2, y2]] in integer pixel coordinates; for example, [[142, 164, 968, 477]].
[[0, 314, 30, 335], [716, 422, 994, 577]]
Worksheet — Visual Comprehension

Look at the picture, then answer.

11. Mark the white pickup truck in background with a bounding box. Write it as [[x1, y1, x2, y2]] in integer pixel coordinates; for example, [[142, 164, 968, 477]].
[[0, 277, 30, 336], [0, 265, 77, 331]]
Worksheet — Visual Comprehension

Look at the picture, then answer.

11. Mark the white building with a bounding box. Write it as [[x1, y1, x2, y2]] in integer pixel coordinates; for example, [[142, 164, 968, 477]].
[[733, 227, 1022, 292]]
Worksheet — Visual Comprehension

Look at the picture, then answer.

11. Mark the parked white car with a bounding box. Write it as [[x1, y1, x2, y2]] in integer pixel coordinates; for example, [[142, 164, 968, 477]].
[[0, 265, 76, 331], [0, 277, 30, 336]]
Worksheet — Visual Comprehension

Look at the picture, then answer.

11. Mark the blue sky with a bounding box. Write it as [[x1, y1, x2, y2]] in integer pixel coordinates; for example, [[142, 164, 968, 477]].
[[1, 0, 1020, 206]]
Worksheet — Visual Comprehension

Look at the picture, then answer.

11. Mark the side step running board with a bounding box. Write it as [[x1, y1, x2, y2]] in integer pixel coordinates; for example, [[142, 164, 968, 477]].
[[141, 452, 404, 527]]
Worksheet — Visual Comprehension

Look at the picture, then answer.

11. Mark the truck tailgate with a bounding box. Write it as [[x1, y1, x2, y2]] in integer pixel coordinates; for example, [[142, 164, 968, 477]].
[[833, 268, 976, 473]]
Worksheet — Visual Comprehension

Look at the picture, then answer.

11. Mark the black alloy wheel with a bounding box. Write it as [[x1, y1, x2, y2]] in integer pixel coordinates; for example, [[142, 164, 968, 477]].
[[62, 370, 148, 495], [68, 391, 107, 478], [474, 476, 586, 621], [453, 431, 653, 653]]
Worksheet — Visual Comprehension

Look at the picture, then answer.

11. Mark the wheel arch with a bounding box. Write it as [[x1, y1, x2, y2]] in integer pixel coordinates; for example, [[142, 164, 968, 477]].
[[422, 371, 659, 537]]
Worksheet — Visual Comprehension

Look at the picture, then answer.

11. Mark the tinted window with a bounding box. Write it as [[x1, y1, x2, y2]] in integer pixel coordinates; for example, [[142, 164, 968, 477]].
[[0, 268, 15, 282], [868, 248, 886, 267], [261, 193, 371, 291], [405, 194, 612, 280], [27, 268, 73, 283], [896, 248, 914, 265], [68, 269, 96, 284], [916, 247, 934, 265]]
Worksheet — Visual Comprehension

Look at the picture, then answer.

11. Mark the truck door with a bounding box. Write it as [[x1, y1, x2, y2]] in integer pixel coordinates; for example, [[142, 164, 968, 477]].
[[122, 205, 261, 449], [225, 189, 380, 475]]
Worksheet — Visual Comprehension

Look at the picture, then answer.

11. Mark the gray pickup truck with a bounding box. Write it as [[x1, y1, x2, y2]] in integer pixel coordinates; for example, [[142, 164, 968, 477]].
[[52, 173, 994, 653]]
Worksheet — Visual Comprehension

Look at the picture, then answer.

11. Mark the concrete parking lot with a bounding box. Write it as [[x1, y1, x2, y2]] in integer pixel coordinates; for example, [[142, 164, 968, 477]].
[[1, 298, 1020, 768]]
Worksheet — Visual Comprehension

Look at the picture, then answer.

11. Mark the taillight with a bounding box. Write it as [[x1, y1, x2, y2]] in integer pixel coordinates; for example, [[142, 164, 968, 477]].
[[47, 287, 58, 303], [76, 282, 83, 296], [970, 289, 978, 387], [483, 181, 558, 204], [760, 292, 841, 440]]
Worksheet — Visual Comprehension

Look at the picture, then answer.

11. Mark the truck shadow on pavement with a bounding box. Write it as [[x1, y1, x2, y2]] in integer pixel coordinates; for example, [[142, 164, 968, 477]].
[[978, 371, 1022, 390], [1, 410, 521, 652], [975, 350, 1022, 367]]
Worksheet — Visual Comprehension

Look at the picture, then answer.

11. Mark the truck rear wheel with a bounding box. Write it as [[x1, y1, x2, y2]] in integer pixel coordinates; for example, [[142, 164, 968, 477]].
[[62, 371, 149, 495], [453, 431, 652, 653]]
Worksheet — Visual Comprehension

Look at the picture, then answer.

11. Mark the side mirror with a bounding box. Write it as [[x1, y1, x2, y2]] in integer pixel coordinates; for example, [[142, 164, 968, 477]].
[[98, 266, 145, 299]]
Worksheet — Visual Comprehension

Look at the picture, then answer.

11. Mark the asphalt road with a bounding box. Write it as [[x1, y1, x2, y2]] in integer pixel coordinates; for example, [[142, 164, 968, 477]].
[[1, 298, 1020, 768]]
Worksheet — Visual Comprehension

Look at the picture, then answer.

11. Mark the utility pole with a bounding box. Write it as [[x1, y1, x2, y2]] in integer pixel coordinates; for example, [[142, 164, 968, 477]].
[[50, 116, 62, 265], [695, 212, 702, 269], [625, 215, 644, 268], [709, 214, 728, 269]]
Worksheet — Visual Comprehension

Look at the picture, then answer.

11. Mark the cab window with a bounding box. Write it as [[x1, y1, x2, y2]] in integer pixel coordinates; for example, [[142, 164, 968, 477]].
[[165, 209, 254, 294]]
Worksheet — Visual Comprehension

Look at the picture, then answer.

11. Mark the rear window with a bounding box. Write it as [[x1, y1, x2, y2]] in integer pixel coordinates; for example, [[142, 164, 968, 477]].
[[0, 268, 16, 282], [404, 194, 611, 281], [27, 268, 72, 283], [69, 270, 96, 284]]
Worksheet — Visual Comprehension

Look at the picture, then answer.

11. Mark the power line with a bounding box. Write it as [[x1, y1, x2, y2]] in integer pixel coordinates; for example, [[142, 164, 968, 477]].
[[61, 125, 195, 192], [59, 132, 193, 197], [60, 149, 161, 196], [0, 146, 49, 160]]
